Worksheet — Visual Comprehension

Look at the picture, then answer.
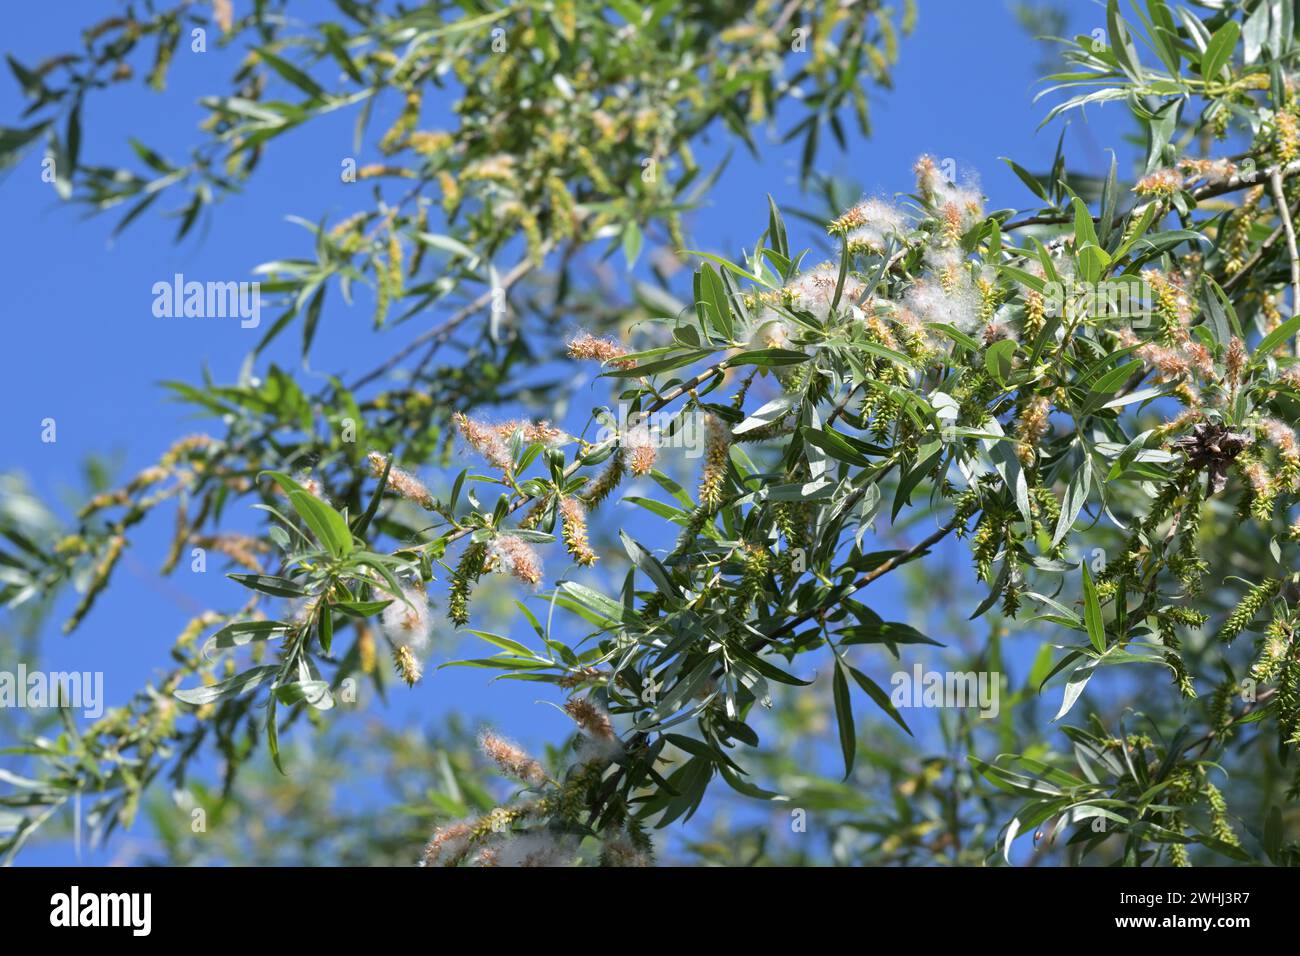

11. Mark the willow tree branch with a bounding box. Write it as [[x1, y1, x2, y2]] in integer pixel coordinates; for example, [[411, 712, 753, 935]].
[[766, 518, 961, 643], [1187, 687, 1276, 758], [426, 352, 737, 548], [348, 252, 541, 391], [1269, 166, 1300, 355], [1003, 158, 1300, 233]]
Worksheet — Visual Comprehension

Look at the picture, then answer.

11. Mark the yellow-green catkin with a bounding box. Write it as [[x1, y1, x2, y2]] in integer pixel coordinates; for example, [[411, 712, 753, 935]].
[[1251, 615, 1293, 683], [560, 498, 597, 566], [387, 230, 404, 299], [1157, 613, 1198, 698], [64, 535, 125, 633], [407, 206, 428, 278], [1220, 186, 1263, 275], [546, 174, 578, 241], [358, 625, 376, 675], [582, 450, 625, 510], [697, 415, 731, 508], [448, 542, 487, 626], [147, 18, 179, 90], [1277, 108, 1300, 166], [1220, 578, 1280, 644], [735, 542, 771, 613], [379, 89, 422, 154], [575, 144, 616, 195], [437, 170, 461, 214], [1203, 776, 1240, 847]]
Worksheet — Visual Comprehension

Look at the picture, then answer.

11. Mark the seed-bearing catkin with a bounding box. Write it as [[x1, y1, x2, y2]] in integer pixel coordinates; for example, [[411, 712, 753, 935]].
[[625, 427, 656, 476], [600, 831, 652, 867], [1263, 418, 1300, 491], [1133, 167, 1182, 199], [478, 730, 547, 785], [379, 582, 432, 685], [366, 451, 435, 509], [453, 412, 513, 472], [191, 533, 268, 571], [559, 498, 597, 566], [1235, 455, 1276, 522], [564, 697, 615, 741], [1014, 395, 1051, 466], [1145, 269, 1195, 346], [1219, 578, 1279, 644], [567, 331, 634, 368], [486, 534, 543, 586], [422, 800, 545, 867], [423, 821, 474, 866], [393, 645, 422, 686], [1225, 337, 1247, 388]]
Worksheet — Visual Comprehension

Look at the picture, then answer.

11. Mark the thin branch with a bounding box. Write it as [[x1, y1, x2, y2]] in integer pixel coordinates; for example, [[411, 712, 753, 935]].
[[348, 253, 540, 391], [766, 518, 960, 642], [1187, 686, 1277, 758], [1270, 165, 1300, 355], [1003, 158, 1300, 233]]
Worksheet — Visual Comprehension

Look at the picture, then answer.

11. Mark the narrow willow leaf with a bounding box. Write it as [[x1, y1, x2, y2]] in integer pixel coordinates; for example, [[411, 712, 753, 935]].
[[833, 658, 855, 779], [1081, 564, 1106, 654]]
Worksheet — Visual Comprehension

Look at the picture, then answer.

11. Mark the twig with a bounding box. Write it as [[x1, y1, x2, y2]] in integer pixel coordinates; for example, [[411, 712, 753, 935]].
[[1270, 166, 1300, 355], [1187, 686, 1276, 758], [348, 253, 539, 391], [1003, 158, 1300, 232], [766, 519, 960, 642]]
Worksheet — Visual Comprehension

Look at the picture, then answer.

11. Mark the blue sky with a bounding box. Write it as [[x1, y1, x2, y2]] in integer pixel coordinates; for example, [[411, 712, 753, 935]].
[[0, 0, 1141, 864]]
